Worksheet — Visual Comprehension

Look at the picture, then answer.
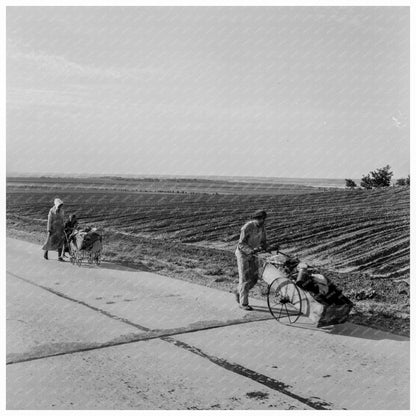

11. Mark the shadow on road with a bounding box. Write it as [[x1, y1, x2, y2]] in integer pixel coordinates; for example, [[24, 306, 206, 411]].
[[251, 304, 408, 342], [282, 321, 409, 341], [251, 305, 272, 313], [74, 261, 151, 272], [325, 322, 409, 341]]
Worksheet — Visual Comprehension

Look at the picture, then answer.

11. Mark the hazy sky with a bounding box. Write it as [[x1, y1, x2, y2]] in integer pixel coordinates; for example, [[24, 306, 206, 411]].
[[7, 6, 410, 178]]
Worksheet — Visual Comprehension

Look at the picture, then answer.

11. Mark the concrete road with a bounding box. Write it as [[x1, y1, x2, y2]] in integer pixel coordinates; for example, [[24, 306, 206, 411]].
[[6, 238, 410, 410]]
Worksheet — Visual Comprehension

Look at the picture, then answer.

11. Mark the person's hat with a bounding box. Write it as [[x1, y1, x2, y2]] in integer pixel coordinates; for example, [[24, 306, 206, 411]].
[[252, 209, 267, 219], [54, 198, 64, 208]]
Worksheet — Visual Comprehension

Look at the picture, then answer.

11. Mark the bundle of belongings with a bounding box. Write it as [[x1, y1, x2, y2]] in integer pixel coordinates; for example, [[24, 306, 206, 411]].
[[70, 226, 102, 252], [263, 253, 353, 326], [295, 262, 352, 308]]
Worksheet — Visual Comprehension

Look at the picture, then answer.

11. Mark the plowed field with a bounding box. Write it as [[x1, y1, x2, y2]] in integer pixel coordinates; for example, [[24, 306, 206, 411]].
[[7, 185, 409, 278]]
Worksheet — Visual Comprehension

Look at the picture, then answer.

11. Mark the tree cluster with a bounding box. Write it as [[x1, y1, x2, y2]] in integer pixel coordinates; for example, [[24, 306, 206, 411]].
[[345, 165, 409, 189], [396, 175, 410, 186]]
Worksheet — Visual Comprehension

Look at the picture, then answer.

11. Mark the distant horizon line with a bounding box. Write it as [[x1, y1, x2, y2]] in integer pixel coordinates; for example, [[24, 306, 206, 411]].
[[6, 171, 364, 182]]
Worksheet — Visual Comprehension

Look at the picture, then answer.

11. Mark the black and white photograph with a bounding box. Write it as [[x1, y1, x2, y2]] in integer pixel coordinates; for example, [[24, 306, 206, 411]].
[[4, 2, 412, 411]]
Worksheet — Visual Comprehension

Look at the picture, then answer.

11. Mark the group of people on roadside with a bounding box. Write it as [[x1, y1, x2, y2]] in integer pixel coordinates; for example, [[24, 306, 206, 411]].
[[41, 198, 322, 311], [42, 198, 79, 261]]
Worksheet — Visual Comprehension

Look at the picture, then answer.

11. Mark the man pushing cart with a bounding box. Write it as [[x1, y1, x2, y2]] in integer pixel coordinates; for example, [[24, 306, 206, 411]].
[[235, 209, 353, 326], [234, 209, 278, 310]]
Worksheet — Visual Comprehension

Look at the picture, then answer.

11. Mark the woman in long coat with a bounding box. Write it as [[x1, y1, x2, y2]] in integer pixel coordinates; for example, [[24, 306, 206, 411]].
[[42, 198, 65, 261]]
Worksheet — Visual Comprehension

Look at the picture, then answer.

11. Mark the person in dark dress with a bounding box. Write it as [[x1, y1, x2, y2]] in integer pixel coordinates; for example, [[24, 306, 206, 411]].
[[62, 214, 79, 257]]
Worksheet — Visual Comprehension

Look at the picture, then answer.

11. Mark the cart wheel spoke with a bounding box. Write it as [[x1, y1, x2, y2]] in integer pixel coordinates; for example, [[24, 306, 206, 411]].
[[284, 303, 291, 323], [287, 304, 296, 324], [277, 302, 284, 320]]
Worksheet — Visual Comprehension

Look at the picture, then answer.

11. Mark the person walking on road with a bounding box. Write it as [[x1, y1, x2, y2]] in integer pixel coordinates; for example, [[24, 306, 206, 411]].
[[42, 198, 65, 261], [62, 214, 79, 257], [235, 209, 271, 310], [64, 214, 79, 236]]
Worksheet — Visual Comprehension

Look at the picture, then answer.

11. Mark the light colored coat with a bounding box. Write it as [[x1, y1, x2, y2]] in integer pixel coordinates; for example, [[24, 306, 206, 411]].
[[235, 220, 267, 256], [235, 220, 267, 306], [42, 199, 65, 251]]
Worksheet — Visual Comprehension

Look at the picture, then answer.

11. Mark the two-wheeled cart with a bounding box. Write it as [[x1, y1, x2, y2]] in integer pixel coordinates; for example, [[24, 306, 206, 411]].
[[260, 253, 353, 327]]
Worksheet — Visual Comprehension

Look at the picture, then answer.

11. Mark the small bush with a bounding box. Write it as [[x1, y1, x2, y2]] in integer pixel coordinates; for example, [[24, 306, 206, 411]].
[[345, 179, 357, 189], [396, 175, 410, 186]]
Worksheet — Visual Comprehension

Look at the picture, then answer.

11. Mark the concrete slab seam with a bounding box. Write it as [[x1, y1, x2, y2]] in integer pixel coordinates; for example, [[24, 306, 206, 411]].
[[6, 269, 333, 410], [7, 270, 151, 331]]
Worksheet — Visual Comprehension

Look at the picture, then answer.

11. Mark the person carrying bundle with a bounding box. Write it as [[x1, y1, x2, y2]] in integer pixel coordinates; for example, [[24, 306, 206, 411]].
[[295, 262, 352, 307]]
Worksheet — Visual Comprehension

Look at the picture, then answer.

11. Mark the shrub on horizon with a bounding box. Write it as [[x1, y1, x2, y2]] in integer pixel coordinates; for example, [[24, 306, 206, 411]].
[[360, 174, 374, 189], [345, 179, 357, 189], [396, 175, 410, 186], [360, 165, 394, 189]]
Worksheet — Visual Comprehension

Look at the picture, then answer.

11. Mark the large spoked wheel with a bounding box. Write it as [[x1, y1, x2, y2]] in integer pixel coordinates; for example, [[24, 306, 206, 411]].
[[267, 279, 303, 324]]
